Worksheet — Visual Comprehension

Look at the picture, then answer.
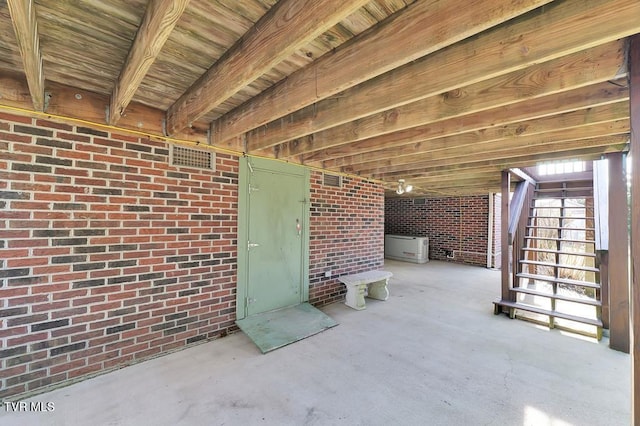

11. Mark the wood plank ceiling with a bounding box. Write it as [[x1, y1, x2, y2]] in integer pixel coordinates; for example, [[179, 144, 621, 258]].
[[0, 0, 637, 196]]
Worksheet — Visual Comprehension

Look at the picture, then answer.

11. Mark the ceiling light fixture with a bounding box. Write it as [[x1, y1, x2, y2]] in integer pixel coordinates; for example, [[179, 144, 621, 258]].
[[396, 179, 413, 195]]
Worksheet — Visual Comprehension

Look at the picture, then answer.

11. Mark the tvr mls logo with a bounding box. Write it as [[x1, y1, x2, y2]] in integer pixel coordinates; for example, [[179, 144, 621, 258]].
[[3, 401, 55, 412]]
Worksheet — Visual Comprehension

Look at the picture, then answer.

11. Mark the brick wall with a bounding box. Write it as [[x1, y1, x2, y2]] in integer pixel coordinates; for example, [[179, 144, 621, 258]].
[[0, 112, 239, 398], [0, 112, 385, 399], [384, 195, 490, 266], [308, 172, 385, 305]]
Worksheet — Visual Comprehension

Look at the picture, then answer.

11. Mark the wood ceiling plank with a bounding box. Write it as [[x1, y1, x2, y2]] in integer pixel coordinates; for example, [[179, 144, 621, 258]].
[[245, 0, 640, 151], [290, 41, 625, 160], [388, 166, 503, 182], [321, 101, 629, 169], [7, 0, 44, 111], [409, 179, 504, 193], [165, 0, 370, 135], [0, 71, 208, 144], [357, 134, 629, 177], [308, 81, 628, 167], [377, 146, 627, 182], [109, 0, 190, 125], [342, 117, 629, 174], [212, 0, 552, 145], [403, 172, 503, 186], [396, 146, 621, 194]]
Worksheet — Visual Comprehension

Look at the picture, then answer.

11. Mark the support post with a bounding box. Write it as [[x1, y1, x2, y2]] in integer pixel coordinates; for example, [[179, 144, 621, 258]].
[[628, 34, 640, 425], [501, 171, 513, 306], [599, 251, 610, 330], [608, 152, 630, 352]]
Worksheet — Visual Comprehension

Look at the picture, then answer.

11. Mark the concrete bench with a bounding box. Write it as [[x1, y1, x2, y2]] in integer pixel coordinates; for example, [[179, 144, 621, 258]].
[[338, 270, 393, 310]]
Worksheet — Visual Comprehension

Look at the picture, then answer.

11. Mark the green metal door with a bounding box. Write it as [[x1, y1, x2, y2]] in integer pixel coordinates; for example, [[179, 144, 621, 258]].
[[237, 157, 310, 319]]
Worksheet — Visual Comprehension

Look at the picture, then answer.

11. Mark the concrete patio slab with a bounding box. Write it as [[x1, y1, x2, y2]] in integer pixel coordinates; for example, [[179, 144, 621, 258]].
[[0, 260, 630, 425]]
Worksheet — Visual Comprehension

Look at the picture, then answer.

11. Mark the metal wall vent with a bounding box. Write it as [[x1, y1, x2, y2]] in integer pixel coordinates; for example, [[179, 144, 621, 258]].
[[323, 173, 342, 188], [171, 145, 215, 170], [413, 198, 426, 206]]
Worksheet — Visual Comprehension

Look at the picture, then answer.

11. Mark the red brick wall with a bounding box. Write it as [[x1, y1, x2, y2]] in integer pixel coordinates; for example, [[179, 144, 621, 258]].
[[0, 113, 385, 398], [308, 172, 385, 305], [0, 112, 239, 398], [384, 195, 490, 266]]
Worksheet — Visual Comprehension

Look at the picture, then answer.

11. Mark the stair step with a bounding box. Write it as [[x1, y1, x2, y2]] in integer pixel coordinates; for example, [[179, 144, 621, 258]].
[[535, 178, 593, 185], [533, 196, 593, 200], [524, 236, 595, 244], [521, 248, 596, 258], [493, 299, 603, 327], [519, 259, 599, 273], [516, 273, 600, 289], [535, 186, 592, 193], [526, 225, 595, 232], [531, 216, 589, 220], [531, 206, 594, 210], [511, 287, 602, 306]]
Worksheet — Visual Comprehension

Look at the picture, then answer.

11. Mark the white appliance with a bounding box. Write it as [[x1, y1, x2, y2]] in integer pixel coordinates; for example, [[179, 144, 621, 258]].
[[384, 235, 429, 264]]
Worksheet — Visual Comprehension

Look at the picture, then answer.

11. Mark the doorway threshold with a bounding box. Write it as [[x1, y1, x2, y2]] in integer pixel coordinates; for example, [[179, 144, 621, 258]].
[[236, 303, 338, 353]]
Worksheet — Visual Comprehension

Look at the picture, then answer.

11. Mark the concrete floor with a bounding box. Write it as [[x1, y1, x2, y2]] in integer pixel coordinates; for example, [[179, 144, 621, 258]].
[[0, 260, 630, 426]]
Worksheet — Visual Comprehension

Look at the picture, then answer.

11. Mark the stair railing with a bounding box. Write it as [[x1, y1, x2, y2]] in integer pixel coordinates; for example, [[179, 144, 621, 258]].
[[510, 181, 536, 292], [498, 169, 536, 309], [514, 182, 536, 288]]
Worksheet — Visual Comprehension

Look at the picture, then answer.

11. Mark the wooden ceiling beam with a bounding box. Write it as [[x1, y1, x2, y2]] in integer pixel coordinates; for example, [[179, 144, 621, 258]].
[[321, 100, 629, 169], [0, 71, 209, 144], [289, 41, 625, 161], [304, 79, 629, 166], [376, 146, 626, 182], [389, 188, 500, 197], [109, 0, 190, 125], [402, 172, 503, 186], [345, 119, 629, 175], [245, 0, 640, 152], [165, 0, 370, 136], [391, 178, 504, 193], [357, 135, 629, 177], [7, 0, 44, 111], [210, 0, 553, 145], [388, 166, 502, 182], [409, 180, 504, 193]]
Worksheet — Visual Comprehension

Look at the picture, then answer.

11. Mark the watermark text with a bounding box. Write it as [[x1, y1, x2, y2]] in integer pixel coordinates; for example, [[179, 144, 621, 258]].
[[3, 401, 55, 412]]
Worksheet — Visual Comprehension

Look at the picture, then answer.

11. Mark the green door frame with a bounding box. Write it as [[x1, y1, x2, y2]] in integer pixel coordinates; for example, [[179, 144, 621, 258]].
[[236, 156, 311, 320]]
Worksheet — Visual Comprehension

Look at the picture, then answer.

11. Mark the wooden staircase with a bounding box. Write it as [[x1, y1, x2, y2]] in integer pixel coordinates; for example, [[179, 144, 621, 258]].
[[495, 179, 603, 339]]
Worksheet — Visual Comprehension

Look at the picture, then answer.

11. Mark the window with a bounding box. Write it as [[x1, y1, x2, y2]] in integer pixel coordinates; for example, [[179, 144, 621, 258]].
[[537, 160, 585, 176]]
